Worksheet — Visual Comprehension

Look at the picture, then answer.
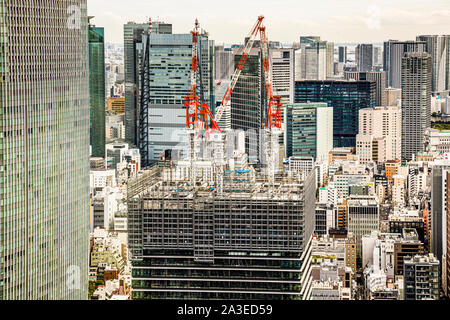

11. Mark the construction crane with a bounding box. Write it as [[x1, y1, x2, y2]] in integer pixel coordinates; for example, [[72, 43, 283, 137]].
[[211, 15, 265, 131]]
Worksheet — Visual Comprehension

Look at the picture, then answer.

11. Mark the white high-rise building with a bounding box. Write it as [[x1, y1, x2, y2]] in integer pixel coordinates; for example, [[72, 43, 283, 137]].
[[357, 106, 402, 162]]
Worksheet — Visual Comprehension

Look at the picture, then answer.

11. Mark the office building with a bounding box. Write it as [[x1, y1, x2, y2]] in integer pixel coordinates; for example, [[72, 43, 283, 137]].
[[347, 196, 380, 257], [231, 49, 264, 164], [215, 46, 234, 81], [416, 35, 450, 93], [285, 103, 333, 161], [401, 52, 432, 160], [344, 71, 387, 107], [0, 0, 90, 299], [383, 40, 427, 88], [136, 29, 214, 166], [296, 37, 334, 81], [295, 80, 376, 147], [128, 165, 316, 300], [89, 18, 106, 157], [356, 44, 373, 72], [386, 88, 402, 107], [107, 97, 125, 114], [404, 254, 440, 300], [338, 46, 347, 63], [124, 22, 154, 145], [430, 161, 450, 264]]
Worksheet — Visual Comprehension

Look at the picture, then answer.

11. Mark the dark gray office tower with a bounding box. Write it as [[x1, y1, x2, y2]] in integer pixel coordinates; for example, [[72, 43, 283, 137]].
[[356, 44, 373, 72], [231, 49, 265, 164], [401, 53, 431, 160], [383, 40, 427, 88], [344, 71, 387, 106], [128, 166, 316, 300], [124, 21, 172, 146], [338, 46, 347, 63]]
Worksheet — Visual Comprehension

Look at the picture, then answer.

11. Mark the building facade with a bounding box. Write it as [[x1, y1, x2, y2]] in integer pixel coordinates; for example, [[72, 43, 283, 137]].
[[401, 52, 432, 160], [89, 19, 106, 157], [294, 80, 376, 148], [0, 0, 90, 299], [285, 103, 333, 161]]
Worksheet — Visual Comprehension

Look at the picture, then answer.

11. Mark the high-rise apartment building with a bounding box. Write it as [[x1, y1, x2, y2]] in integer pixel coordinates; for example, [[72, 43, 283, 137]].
[[344, 71, 387, 107], [135, 28, 214, 166], [294, 80, 376, 147], [0, 0, 90, 299], [416, 35, 450, 93], [231, 49, 264, 164], [357, 106, 402, 162], [285, 103, 333, 161], [89, 18, 106, 157], [356, 44, 373, 72], [383, 40, 427, 88], [401, 52, 432, 160]]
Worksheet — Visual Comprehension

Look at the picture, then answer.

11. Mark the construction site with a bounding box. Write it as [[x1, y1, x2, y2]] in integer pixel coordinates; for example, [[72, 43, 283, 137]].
[[127, 16, 316, 300]]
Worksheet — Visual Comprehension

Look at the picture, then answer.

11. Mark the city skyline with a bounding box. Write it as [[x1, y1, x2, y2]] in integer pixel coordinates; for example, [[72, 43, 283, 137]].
[[88, 0, 450, 44]]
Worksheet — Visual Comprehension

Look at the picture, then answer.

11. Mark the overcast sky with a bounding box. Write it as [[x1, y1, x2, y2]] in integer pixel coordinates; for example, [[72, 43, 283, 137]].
[[87, 0, 450, 45]]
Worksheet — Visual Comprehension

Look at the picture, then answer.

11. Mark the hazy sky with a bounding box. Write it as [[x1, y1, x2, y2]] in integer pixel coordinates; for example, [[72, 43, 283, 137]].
[[87, 0, 450, 45]]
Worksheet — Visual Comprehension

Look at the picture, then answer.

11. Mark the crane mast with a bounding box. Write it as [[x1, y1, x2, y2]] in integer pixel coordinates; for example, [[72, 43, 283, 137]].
[[212, 16, 265, 128]]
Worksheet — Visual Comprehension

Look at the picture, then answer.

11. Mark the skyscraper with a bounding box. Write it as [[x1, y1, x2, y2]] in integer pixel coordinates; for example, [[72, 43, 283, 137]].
[[383, 40, 427, 88], [296, 37, 333, 81], [231, 49, 265, 164], [416, 35, 450, 93], [294, 80, 376, 147], [344, 71, 387, 107], [338, 46, 347, 63], [401, 52, 432, 160], [0, 0, 90, 299], [134, 25, 214, 166], [356, 44, 373, 72], [124, 21, 173, 146], [89, 18, 106, 157]]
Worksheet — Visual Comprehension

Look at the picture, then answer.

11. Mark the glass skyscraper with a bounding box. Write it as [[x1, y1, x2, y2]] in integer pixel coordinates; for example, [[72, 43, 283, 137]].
[[136, 31, 214, 166], [0, 0, 90, 299], [89, 19, 105, 157], [294, 80, 376, 148], [124, 21, 173, 148], [231, 50, 265, 164]]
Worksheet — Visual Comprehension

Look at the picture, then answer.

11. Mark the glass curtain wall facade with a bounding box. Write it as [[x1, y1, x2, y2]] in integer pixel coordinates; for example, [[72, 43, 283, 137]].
[[89, 23, 105, 157], [231, 51, 264, 164], [294, 80, 376, 148], [0, 0, 90, 299], [136, 32, 214, 166]]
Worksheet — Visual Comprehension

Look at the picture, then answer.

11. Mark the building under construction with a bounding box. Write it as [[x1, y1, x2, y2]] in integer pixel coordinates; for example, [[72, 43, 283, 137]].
[[127, 154, 316, 299]]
